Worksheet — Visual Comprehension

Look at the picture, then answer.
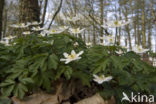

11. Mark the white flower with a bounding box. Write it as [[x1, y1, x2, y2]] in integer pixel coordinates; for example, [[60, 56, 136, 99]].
[[3, 36, 16, 40], [0, 40, 10, 46], [69, 28, 85, 34], [39, 32, 46, 37], [66, 15, 80, 22], [43, 40, 54, 45], [74, 42, 79, 46], [23, 31, 31, 35], [58, 26, 69, 31], [93, 74, 113, 84], [46, 29, 63, 34], [60, 50, 84, 64], [10, 23, 29, 28], [132, 45, 149, 54], [86, 42, 92, 47], [101, 20, 131, 28], [116, 50, 123, 55], [32, 26, 44, 31], [2, 36, 16, 46], [100, 35, 115, 46]]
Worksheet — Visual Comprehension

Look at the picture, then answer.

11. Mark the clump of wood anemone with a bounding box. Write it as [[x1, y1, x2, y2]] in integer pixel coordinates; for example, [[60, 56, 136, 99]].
[[0, 33, 155, 104]]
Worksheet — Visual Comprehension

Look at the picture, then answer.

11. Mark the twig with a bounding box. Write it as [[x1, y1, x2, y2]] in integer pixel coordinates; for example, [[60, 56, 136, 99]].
[[48, 0, 63, 29], [41, 0, 48, 27]]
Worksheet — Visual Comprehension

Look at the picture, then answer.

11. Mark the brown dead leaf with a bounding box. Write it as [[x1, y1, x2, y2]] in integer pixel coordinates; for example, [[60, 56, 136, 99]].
[[12, 92, 59, 104], [74, 93, 106, 104], [12, 82, 63, 104]]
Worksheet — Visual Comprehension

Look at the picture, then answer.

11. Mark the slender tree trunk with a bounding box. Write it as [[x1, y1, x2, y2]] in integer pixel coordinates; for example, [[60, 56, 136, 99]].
[[124, 6, 132, 49], [118, 8, 122, 45], [0, 0, 5, 40], [88, 29, 90, 42], [100, 0, 103, 42], [93, 25, 96, 44], [141, 0, 146, 48], [148, 26, 151, 50], [3, 8, 7, 37], [134, 22, 137, 44], [19, 0, 40, 23], [136, 4, 141, 46], [41, 0, 48, 27]]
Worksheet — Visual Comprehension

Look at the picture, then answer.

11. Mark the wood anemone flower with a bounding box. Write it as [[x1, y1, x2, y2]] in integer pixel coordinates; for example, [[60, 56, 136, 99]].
[[132, 45, 149, 54], [58, 26, 69, 31], [86, 42, 92, 48], [23, 31, 31, 35], [3, 36, 16, 40], [116, 50, 124, 55], [46, 29, 64, 34], [93, 74, 113, 84], [66, 15, 80, 22], [60, 50, 84, 64], [0, 40, 10, 46], [100, 35, 115, 46], [101, 20, 132, 28], [32, 26, 45, 31], [69, 28, 85, 35]]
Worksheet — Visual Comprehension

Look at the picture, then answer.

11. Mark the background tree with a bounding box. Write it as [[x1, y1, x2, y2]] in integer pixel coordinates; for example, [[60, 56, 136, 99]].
[[19, 0, 40, 23], [0, 0, 5, 39]]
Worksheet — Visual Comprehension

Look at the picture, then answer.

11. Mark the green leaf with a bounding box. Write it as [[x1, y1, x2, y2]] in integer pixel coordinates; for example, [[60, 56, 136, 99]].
[[72, 70, 91, 87], [20, 78, 34, 84], [1, 85, 15, 97], [13, 83, 28, 99], [64, 66, 72, 80], [0, 80, 15, 87], [48, 54, 58, 70]]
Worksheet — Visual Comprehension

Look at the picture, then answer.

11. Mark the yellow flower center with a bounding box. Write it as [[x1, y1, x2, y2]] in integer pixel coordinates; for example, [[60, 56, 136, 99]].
[[138, 48, 142, 51], [68, 54, 76, 59], [137, 46, 142, 52], [52, 30, 56, 32], [109, 38, 113, 42], [99, 75, 104, 80], [114, 21, 118, 25], [74, 29, 78, 32]]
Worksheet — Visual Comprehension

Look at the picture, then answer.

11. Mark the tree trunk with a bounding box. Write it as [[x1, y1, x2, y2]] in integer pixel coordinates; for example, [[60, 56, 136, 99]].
[[124, 6, 132, 49], [100, 0, 103, 42], [118, 8, 122, 46], [19, 0, 40, 23], [141, 0, 146, 48], [41, 0, 48, 27], [93, 25, 96, 44], [0, 0, 5, 40], [3, 7, 7, 37]]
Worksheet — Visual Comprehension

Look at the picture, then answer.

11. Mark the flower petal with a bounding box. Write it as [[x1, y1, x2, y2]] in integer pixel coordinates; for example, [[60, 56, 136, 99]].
[[77, 51, 84, 56], [60, 58, 66, 61], [63, 53, 69, 58], [65, 59, 72, 64], [71, 50, 76, 55], [104, 76, 113, 82], [93, 74, 99, 79]]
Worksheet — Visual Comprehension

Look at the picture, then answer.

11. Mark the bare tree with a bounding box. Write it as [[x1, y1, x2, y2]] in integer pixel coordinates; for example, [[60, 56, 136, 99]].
[[0, 0, 5, 39]]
